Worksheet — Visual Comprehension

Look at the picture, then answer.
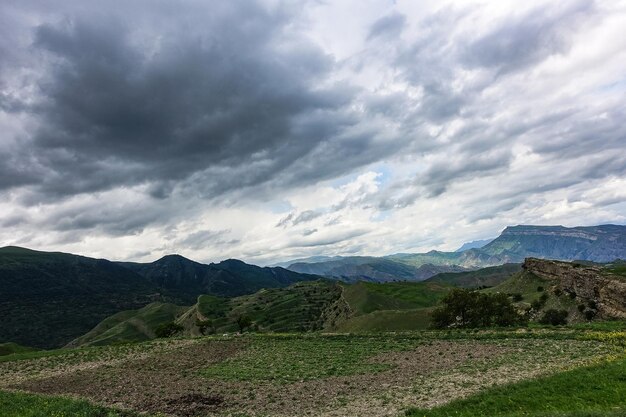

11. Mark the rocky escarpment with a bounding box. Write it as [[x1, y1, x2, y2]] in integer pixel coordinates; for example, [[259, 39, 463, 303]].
[[522, 258, 626, 319]]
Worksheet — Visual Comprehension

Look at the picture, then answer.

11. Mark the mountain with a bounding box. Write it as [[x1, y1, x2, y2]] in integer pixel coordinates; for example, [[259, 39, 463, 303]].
[[290, 224, 626, 281], [0, 246, 165, 349], [286, 256, 465, 282], [455, 238, 494, 252], [119, 255, 319, 303], [478, 224, 626, 263], [0, 247, 321, 348]]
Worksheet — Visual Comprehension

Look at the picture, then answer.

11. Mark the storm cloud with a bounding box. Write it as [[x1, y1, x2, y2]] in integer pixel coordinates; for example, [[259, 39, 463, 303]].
[[0, 0, 625, 264]]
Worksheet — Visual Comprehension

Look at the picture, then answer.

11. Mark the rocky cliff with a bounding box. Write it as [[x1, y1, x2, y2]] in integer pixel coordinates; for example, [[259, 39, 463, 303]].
[[522, 258, 626, 319]]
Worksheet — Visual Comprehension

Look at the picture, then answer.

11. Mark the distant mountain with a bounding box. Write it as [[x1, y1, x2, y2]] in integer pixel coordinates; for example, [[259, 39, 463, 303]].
[[119, 255, 319, 302], [285, 224, 626, 280], [286, 256, 465, 282], [478, 224, 626, 263], [455, 238, 494, 252], [0, 247, 320, 348]]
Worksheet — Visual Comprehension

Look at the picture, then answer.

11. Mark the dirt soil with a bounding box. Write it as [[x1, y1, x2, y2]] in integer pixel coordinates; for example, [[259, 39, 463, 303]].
[[2, 337, 611, 417]]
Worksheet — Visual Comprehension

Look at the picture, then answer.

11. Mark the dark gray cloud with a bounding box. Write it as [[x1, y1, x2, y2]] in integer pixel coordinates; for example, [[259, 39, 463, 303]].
[[1, 0, 377, 203], [462, 0, 594, 75], [177, 229, 238, 251], [276, 209, 323, 228]]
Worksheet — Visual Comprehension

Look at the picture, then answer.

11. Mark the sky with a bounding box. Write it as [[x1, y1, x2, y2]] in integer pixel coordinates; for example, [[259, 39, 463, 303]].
[[1, 0, 625, 265]]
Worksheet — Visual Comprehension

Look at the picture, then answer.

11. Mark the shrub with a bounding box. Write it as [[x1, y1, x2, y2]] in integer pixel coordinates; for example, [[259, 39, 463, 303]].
[[539, 309, 568, 326], [554, 288, 563, 297], [511, 293, 523, 302], [578, 304, 586, 313], [588, 300, 598, 310], [584, 309, 597, 321], [236, 315, 253, 332], [195, 319, 214, 335], [155, 321, 184, 338], [537, 286, 544, 292], [569, 291, 577, 299]]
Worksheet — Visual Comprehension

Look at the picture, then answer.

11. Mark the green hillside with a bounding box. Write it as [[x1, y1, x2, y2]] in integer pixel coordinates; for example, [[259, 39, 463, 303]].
[[0, 247, 321, 349], [426, 263, 521, 288], [0, 342, 38, 357], [0, 246, 167, 349], [68, 302, 188, 347], [186, 280, 344, 333]]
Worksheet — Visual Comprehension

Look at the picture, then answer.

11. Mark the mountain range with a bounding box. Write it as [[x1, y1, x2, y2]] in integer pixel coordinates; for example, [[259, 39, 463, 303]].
[[282, 224, 626, 281], [0, 247, 317, 348], [1, 223, 625, 348]]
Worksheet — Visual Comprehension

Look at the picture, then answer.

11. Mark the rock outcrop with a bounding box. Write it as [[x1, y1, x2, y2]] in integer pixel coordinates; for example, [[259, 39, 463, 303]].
[[522, 258, 626, 319]]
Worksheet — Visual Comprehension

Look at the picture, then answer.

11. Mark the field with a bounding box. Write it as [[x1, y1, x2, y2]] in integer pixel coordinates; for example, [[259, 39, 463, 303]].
[[1, 326, 625, 417]]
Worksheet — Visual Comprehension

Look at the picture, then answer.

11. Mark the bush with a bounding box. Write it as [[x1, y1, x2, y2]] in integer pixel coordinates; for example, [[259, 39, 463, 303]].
[[537, 286, 544, 292], [539, 309, 568, 326], [155, 321, 184, 338], [195, 319, 214, 335], [554, 288, 563, 297], [431, 289, 526, 329], [511, 293, 523, 302], [578, 304, 586, 313], [584, 309, 597, 321], [236, 315, 253, 332]]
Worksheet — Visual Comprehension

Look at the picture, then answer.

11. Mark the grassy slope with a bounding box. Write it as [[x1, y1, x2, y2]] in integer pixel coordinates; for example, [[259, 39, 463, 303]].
[[426, 263, 521, 288], [406, 357, 626, 417], [338, 281, 450, 331], [69, 302, 188, 347], [485, 271, 580, 321], [0, 390, 134, 417], [0, 343, 38, 357]]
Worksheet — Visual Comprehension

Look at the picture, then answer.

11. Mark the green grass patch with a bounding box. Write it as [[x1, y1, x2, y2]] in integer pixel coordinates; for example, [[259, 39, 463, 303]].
[[0, 390, 134, 416], [0, 342, 38, 357], [406, 357, 626, 417], [201, 334, 422, 383]]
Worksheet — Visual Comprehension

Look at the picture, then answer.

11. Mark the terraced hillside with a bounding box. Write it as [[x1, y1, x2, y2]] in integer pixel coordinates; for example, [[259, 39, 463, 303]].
[[180, 280, 345, 334]]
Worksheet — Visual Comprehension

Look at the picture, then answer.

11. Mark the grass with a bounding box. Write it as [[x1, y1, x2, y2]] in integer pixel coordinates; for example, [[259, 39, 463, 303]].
[[0, 390, 134, 417], [426, 263, 521, 288], [406, 356, 626, 417], [201, 334, 422, 383], [0, 342, 38, 357], [69, 302, 188, 347], [336, 308, 434, 332], [342, 281, 449, 315]]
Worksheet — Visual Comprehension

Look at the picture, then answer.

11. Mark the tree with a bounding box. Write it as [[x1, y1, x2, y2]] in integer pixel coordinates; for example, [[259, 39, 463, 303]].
[[195, 319, 214, 335], [155, 321, 184, 338], [539, 309, 568, 326], [431, 289, 525, 329], [236, 315, 252, 332]]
